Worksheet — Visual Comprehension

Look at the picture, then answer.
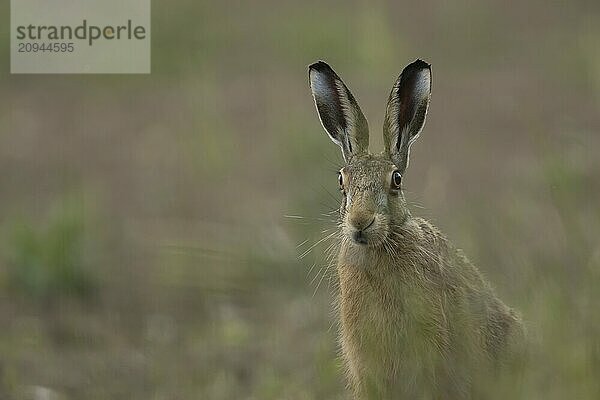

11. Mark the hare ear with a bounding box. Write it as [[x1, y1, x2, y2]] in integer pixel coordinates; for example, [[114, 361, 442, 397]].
[[309, 61, 369, 161], [383, 59, 431, 174]]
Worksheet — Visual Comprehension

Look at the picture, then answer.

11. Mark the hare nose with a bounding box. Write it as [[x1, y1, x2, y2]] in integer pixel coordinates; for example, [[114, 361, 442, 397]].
[[349, 212, 375, 231]]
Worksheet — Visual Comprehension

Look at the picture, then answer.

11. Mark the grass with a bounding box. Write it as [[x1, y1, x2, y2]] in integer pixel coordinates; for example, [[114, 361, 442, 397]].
[[0, 0, 599, 398]]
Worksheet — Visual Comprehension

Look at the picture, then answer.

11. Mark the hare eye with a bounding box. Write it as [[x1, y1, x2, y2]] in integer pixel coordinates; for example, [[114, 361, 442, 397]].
[[338, 173, 344, 188], [391, 170, 402, 189]]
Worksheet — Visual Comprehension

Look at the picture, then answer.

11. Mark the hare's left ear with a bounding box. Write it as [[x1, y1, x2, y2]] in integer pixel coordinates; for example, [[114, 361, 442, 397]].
[[383, 59, 431, 174], [309, 61, 369, 162]]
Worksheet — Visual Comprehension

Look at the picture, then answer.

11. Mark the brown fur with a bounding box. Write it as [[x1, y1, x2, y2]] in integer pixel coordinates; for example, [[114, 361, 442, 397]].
[[335, 181, 523, 398]]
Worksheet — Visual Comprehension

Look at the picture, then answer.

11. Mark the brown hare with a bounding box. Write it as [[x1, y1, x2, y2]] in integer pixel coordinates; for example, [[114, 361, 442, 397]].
[[308, 60, 524, 399]]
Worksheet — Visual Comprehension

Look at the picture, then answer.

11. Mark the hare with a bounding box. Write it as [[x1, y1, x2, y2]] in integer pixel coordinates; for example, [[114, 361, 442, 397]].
[[308, 60, 524, 399]]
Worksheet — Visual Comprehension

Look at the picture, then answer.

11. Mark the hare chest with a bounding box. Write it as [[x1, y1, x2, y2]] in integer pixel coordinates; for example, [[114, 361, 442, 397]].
[[338, 264, 453, 397]]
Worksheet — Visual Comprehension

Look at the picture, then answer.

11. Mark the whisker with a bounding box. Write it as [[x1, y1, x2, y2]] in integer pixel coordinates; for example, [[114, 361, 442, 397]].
[[306, 262, 317, 278], [299, 231, 337, 259], [284, 214, 336, 223], [284, 214, 305, 219], [320, 185, 341, 204], [296, 238, 310, 248]]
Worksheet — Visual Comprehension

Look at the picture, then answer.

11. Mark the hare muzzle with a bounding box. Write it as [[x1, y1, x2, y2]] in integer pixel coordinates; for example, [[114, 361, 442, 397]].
[[348, 211, 376, 244]]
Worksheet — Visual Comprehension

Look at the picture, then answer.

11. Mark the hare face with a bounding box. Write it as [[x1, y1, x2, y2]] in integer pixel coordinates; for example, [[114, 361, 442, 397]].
[[339, 154, 408, 247], [309, 59, 431, 247]]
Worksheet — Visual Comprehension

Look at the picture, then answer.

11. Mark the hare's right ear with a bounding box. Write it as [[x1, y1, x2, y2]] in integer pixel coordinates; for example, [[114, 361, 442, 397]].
[[383, 59, 431, 174], [309, 61, 369, 162]]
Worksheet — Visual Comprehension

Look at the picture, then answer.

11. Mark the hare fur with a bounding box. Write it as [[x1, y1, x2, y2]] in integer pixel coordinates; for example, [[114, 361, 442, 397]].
[[308, 60, 524, 399]]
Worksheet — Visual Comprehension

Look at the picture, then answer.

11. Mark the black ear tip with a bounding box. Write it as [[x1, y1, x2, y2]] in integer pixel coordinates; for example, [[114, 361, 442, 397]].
[[308, 60, 333, 74], [406, 59, 431, 72]]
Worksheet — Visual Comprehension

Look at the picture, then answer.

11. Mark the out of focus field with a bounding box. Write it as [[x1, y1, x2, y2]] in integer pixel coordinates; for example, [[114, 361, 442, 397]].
[[1, 1, 599, 399]]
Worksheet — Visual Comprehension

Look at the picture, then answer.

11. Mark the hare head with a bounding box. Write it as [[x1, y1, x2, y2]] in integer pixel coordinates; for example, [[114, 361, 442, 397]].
[[309, 60, 431, 248]]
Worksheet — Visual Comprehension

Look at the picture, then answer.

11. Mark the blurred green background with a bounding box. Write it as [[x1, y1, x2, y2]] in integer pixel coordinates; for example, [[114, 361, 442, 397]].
[[1, 0, 599, 399]]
